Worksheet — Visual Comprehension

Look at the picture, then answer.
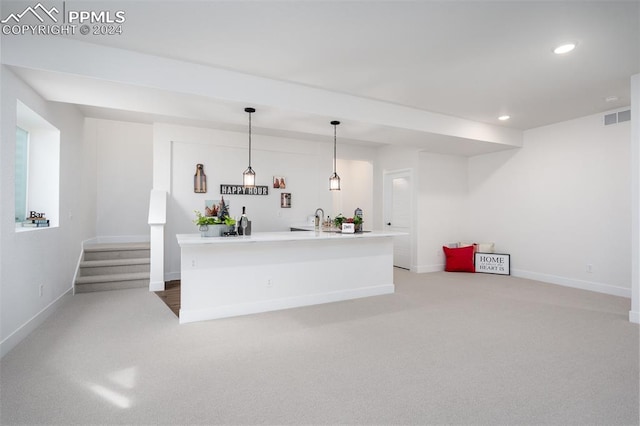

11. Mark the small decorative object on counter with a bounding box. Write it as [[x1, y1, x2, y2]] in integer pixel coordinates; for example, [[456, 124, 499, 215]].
[[354, 208, 363, 232], [193, 209, 236, 237], [194, 164, 207, 193], [217, 196, 229, 220], [22, 210, 49, 227], [341, 222, 355, 233], [239, 206, 251, 236], [334, 213, 363, 232]]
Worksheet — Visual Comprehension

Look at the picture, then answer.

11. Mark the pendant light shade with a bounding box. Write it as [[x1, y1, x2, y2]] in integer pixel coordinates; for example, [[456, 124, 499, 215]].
[[243, 107, 256, 188], [329, 120, 341, 191]]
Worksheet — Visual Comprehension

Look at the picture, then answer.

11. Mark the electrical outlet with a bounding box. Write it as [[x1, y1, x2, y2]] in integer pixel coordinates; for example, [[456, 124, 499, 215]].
[[267, 279, 272, 288], [191, 259, 196, 267], [587, 264, 593, 273], [39, 284, 43, 297]]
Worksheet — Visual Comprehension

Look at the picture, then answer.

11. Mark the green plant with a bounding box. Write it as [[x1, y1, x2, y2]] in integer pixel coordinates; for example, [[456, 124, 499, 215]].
[[333, 214, 363, 228], [193, 210, 222, 226]]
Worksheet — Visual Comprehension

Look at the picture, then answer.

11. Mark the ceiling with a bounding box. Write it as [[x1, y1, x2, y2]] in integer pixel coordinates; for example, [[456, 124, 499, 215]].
[[2, 0, 639, 153]]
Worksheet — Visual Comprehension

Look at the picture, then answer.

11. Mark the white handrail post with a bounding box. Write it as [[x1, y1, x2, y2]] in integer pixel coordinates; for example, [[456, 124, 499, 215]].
[[148, 189, 167, 292]]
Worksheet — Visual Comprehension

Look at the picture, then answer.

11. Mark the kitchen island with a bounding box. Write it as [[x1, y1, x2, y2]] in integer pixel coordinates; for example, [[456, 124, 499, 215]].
[[176, 231, 400, 324]]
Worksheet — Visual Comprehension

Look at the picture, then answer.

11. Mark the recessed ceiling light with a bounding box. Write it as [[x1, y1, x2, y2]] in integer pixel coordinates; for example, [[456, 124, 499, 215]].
[[553, 43, 576, 54], [498, 115, 510, 121]]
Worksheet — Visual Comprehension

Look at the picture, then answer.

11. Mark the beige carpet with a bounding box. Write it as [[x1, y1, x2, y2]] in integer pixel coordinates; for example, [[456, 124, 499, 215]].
[[1, 269, 638, 425]]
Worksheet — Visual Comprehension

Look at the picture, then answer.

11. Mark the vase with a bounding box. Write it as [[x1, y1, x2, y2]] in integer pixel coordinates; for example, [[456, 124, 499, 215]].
[[199, 224, 210, 237], [199, 224, 232, 237]]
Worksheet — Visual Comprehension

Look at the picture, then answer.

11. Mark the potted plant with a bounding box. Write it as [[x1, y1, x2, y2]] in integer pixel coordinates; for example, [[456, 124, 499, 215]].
[[333, 214, 363, 232], [193, 210, 236, 237]]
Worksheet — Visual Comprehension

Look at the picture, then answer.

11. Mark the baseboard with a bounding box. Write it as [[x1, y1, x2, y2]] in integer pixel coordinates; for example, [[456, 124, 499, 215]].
[[511, 269, 631, 298], [71, 245, 84, 295], [149, 280, 165, 292], [629, 310, 640, 324], [165, 271, 180, 282], [414, 263, 444, 273], [0, 287, 73, 359], [179, 284, 395, 324]]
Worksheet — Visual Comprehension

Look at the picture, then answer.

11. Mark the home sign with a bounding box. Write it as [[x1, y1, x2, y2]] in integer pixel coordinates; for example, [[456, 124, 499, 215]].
[[475, 253, 510, 275]]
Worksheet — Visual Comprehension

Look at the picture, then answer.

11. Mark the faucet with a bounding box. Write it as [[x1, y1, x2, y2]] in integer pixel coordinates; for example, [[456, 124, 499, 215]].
[[314, 208, 324, 228]]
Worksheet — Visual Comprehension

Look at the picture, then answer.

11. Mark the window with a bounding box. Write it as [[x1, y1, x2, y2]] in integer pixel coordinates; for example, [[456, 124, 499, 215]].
[[15, 101, 60, 231], [15, 127, 29, 222]]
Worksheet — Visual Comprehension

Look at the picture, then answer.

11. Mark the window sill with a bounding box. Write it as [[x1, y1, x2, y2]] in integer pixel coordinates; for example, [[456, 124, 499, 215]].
[[15, 224, 58, 233]]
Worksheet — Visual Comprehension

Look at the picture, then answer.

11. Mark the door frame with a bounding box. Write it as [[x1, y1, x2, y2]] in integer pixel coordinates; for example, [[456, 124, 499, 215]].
[[383, 168, 414, 271]]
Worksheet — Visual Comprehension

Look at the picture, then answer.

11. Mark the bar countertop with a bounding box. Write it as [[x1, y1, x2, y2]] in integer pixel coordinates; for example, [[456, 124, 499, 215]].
[[176, 230, 404, 246]]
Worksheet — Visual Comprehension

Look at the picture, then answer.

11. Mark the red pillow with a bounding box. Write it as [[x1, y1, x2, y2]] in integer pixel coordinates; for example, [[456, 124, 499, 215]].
[[442, 245, 475, 273]]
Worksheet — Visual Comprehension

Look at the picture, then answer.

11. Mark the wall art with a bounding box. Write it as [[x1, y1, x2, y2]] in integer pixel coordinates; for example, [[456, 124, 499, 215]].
[[281, 193, 291, 208], [273, 176, 287, 189], [220, 184, 269, 195], [194, 163, 206, 193]]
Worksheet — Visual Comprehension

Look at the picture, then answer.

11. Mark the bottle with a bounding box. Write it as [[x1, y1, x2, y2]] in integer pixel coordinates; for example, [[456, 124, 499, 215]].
[[354, 207, 363, 232], [240, 206, 248, 236]]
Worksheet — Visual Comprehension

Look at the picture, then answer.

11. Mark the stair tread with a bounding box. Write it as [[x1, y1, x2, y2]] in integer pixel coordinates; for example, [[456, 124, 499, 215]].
[[80, 258, 150, 268], [76, 271, 150, 284], [75, 280, 149, 293], [84, 242, 150, 252]]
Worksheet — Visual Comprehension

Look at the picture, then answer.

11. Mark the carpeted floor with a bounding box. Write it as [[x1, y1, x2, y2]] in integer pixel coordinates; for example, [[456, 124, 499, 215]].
[[1, 269, 638, 425]]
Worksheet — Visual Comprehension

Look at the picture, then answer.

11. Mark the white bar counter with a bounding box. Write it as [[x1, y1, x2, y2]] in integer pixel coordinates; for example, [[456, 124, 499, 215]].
[[176, 231, 400, 323]]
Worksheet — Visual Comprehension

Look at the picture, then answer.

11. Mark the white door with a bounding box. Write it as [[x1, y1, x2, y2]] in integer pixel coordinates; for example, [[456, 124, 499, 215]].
[[384, 170, 412, 269]]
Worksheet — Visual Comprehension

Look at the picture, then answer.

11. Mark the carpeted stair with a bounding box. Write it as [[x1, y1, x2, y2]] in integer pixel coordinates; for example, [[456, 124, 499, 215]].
[[75, 242, 150, 292]]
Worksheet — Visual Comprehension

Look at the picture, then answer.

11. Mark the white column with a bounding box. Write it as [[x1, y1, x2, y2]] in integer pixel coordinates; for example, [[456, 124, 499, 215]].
[[148, 189, 167, 292], [630, 73, 639, 324]]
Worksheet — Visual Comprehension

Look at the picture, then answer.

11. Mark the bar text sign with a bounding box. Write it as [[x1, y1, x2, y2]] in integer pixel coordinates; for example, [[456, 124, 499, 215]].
[[220, 185, 269, 196], [475, 253, 510, 275]]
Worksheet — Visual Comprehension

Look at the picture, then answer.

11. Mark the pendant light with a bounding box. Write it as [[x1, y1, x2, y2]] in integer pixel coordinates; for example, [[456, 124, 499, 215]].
[[329, 120, 341, 191], [243, 107, 256, 188]]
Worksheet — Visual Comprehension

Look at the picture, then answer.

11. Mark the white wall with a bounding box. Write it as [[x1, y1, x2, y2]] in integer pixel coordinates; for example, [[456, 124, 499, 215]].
[[416, 152, 470, 272], [468, 110, 631, 296], [374, 145, 420, 270], [630, 73, 639, 322], [153, 124, 377, 279], [85, 119, 153, 241], [332, 158, 374, 226], [0, 67, 94, 357]]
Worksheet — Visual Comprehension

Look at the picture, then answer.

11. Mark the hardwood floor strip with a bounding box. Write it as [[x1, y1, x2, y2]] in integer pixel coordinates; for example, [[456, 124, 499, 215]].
[[155, 280, 180, 317]]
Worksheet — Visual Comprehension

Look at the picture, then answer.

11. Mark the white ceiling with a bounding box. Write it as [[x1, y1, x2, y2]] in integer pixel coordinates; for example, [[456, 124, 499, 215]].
[[2, 0, 639, 153]]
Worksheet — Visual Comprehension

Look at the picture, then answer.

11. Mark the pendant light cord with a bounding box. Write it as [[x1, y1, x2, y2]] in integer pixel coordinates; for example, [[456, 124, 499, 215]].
[[248, 111, 252, 168], [333, 123, 337, 173]]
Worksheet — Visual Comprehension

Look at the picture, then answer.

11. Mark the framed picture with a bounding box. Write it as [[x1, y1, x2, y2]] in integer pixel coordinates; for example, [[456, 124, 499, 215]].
[[475, 252, 510, 275], [273, 176, 287, 189], [205, 199, 230, 217], [194, 163, 207, 193], [280, 193, 291, 208]]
